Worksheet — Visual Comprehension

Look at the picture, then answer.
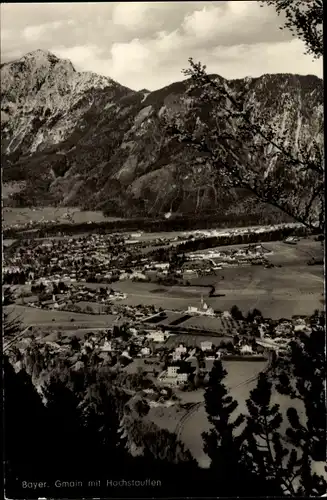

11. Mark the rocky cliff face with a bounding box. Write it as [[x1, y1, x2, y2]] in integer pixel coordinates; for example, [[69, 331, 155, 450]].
[[1, 50, 323, 218]]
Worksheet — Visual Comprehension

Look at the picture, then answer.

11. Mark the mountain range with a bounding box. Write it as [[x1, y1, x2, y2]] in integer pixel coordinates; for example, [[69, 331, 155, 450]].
[[1, 49, 323, 219]]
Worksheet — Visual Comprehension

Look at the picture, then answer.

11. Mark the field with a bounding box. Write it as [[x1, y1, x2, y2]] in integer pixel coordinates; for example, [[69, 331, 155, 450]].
[[2, 206, 122, 226], [110, 237, 324, 319], [4, 304, 118, 328]]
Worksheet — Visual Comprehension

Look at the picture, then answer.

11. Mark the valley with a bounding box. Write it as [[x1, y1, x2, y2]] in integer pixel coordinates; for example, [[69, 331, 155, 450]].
[[2, 23, 325, 498], [3, 217, 324, 471]]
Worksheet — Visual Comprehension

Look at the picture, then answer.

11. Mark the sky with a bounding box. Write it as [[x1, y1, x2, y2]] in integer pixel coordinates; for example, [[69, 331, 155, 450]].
[[1, 1, 323, 91]]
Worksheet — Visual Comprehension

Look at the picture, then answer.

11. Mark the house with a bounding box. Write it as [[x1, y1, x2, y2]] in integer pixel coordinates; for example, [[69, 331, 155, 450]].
[[240, 344, 253, 355], [101, 340, 112, 352], [172, 351, 181, 361], [159, 365, 188, 386], [222, 310, 232, 319], [154, 263, 170, 270], [201, 341, 213, 351], [140, 346, 151, 356], [175, 344, 187, 355], [146, 330, 166, 342], [167, 366, 178, 377], [188, 306, 199, 314]]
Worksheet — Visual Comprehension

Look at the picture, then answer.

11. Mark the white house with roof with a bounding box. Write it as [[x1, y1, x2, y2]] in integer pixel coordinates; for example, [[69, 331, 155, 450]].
[[140, 346, 151, 356], [167, 366, 178, 377], [171, 344, 187, 361], [201, 341, 213, 351], [240, 344, 253, 355], [176, 344, 187, 355], [121, 350, 132, 359], [101, 340, 112, 352], [146, 330, 166, 342], [159, 366, 189, 386]]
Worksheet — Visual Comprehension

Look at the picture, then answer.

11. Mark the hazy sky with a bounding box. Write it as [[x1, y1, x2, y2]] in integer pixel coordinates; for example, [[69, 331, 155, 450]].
[[1, 1, 323, 90]]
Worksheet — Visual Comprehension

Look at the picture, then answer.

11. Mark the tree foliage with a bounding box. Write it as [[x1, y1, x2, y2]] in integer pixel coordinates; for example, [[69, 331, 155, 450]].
[[202, 360, 249, 491], [164, 50, 324, 230], [203, 311, 326, 496], [261, 0, 323, 59], [276, 311, 326, 462]]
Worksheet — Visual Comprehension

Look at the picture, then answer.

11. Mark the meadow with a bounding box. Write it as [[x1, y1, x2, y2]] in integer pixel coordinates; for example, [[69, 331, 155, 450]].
[[110, 243, 323, 319], [4, 304, 118, 328]]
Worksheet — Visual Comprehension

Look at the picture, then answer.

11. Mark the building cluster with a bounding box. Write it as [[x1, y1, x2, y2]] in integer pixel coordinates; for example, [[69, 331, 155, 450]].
[[187, 297, 215, 317], [187, 244, 272, 272], [4, 231, 191, 287]]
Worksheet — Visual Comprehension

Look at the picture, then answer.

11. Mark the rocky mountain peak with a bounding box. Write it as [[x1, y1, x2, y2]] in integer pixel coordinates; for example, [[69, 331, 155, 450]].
[[1, 49, 123, 154], [1, 51, 323, 220]]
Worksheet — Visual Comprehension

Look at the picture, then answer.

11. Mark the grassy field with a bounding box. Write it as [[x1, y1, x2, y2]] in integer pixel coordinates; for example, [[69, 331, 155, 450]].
[[31, 325, 110, 338], [191, 238, 323, 267], [4, 304, 118, 327], [110, 249, 324, 318], [2, 206, 122, 226]]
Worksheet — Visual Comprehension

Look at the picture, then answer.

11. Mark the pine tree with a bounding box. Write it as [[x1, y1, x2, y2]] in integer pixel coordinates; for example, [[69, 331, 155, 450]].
[[276, 312, 326, 462], [43, 377, 86, 478], [79, 381, 127, 475], [242, 368, 327, 496], [202, 360, 254, 495], [241, 372, 292, 494]]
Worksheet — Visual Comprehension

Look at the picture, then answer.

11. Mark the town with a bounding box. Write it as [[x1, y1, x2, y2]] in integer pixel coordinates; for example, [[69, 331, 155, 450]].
[[4, 224, 323, 418]]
